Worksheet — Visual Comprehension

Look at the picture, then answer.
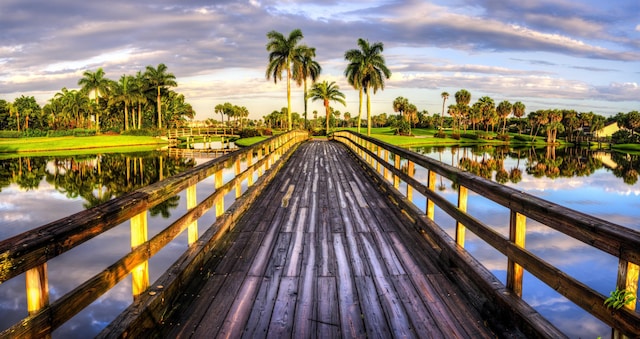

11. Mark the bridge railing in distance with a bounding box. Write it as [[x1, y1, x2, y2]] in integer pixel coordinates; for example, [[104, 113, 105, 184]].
[[333, 130, 640, 338], [0, 130, 309, 338]]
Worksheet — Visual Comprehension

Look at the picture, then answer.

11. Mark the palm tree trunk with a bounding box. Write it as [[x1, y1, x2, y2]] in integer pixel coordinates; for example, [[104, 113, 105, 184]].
[[286, 67, 292, 130], [357, 88, 363, 134], [325, 100, 330, 135], [303, 78, 308, 130], [157, 87, 162, 129], [366, 87, 372, 136]]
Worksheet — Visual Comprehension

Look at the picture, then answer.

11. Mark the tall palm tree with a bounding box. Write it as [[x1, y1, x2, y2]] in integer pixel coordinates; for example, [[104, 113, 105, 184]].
[[440, 92, 449, 130], [144, 63, 177, 129], [109, 75, 135, 130], [308, 80, 346, 135], [265, 29, 305, 131], [512, 101, 526, 134], [455, 89, 471, 132], [293, 46, 321, 129], [78, 68, 110, 132], [344, 53, 364, 134], [496, 100, 512, 133], [344, 38, 391, 136]]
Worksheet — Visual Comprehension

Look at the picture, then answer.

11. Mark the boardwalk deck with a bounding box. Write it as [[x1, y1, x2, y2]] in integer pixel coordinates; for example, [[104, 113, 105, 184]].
[[161, 140, 499, 338]]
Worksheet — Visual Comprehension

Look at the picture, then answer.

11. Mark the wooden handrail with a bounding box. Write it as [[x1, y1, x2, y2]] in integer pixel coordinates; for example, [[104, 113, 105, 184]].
[[0, 130, 309, 338], [334, 130, 640, 337]]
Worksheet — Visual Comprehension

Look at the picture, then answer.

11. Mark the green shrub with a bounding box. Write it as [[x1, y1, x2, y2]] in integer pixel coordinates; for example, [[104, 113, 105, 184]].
[[239, 128, 262, 138], [261, 128, 273, 136], [451, 133, 461, 140], [461, 133, 479, 140], [121, 128, 162, 137], [434, 130, 447, 138], [513, 134, 531, 142], [0, 130, 22, 138], [496, 133, 510, 141]]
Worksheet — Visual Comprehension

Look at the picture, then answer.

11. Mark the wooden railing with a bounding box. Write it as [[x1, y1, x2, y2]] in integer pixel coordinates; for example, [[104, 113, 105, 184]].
[[334, 130, 640, 337], [166, 127, 239, 139], [0, 130, 309, 338]]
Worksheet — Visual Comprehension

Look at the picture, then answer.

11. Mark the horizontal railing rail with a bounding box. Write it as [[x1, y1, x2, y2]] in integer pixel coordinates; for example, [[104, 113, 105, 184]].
[[334, 130, 640, 337], [0, 130, 309, 338], [166, 127, 239, 139]]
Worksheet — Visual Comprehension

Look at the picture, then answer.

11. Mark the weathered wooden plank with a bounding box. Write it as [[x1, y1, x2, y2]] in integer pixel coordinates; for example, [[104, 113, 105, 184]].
[[332, 233, 366, 338], [316, 276, 340, 338], [242, 233, 292, 338], [293, 232, 317, 337], [354, 276, 391, 338], [267, 276, 299, 337]]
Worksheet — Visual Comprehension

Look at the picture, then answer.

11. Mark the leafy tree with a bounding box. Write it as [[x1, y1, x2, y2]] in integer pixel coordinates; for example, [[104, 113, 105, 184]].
[[144, 63, 177, 129], [78, 68, 111, 132], [308, 80, 346, 134], [265, 29, 305, 131], [344, 38, 391, 136], [292, 46, 321, 129]]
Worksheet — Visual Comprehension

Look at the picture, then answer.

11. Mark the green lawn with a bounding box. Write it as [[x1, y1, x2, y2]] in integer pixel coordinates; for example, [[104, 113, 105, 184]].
[[0, 135, 168, 153]]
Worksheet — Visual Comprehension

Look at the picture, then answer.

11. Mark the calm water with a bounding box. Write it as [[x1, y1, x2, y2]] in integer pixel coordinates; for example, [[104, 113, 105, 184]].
[[0, 144, 639, 338]]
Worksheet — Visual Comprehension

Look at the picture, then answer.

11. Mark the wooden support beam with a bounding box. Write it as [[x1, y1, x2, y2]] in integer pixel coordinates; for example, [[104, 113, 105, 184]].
[[456, 185, 468, 247], [507, 211, 526, 297], [26, 263, 49, 316], [187, 185, 198, 245], [130, 212, 149, 299], [426, 171, 436, 220]]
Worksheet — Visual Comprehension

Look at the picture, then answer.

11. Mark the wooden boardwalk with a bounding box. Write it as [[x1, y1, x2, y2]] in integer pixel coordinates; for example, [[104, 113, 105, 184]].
[[161, 140, 499, 338]]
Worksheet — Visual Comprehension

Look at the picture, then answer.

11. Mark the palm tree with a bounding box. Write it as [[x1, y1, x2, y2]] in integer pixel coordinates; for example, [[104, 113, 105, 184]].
[[78, 68, 110, 132], [293, 46, 321, 129], [455, 89, 471, 132], [512, 101, 526, 134], [308, 80, 346, 134], [265, 29, 305, 131], [109, 75, 135, 130], [144, 63, 177, 129], [440, 92, 449, 130], [496, 100, 512, 133], [344, 38, 391, 136]]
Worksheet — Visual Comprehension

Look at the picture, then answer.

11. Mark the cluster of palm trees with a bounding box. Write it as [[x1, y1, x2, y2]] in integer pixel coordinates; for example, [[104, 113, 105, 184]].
[[213, 102, 250, 129], [0, 63, 192, 133], [265, 29, 391, 135]]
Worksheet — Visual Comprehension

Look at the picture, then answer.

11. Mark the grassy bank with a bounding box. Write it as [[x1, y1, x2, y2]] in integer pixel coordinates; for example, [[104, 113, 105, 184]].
[[0, 135, 168, 154]]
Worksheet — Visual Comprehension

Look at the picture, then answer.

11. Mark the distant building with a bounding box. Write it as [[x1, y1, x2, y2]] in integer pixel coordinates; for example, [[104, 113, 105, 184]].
[[593, 121, 621, 138]]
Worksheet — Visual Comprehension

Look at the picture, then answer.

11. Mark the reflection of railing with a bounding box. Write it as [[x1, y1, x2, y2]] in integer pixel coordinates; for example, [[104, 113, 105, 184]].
[[0, 130, 309, 337], [334, 130, 640, 337]]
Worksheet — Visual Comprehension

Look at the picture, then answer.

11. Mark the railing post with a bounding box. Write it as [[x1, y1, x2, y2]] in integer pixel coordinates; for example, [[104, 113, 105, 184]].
[[613, 259, 639, 338], [393, 154, 401, 189], [426, 171, 436, 220], [507, 211, 526, 297], [456, 186, 468, 247], [215, 169, 224, 217], [383, 149, 388, 181], [187, 185, 198, 245], [376, 146, 382, 174], [130, 211, 149, 299], [235, 157, 242, 198], [247, 151, 254, 187], [26, 263, 49, 316], [406, 161, 414, 201]]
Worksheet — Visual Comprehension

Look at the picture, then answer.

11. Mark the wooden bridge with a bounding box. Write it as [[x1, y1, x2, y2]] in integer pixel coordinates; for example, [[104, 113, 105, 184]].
[[1, 130, 639, 338]]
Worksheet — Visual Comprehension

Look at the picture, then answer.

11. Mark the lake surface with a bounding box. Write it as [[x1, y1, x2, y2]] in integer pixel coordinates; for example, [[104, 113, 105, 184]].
[[0, 144, 638, 338]]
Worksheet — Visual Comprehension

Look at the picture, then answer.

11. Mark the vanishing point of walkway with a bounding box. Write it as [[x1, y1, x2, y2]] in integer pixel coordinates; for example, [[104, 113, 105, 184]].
[[164, 140, 496, 338]]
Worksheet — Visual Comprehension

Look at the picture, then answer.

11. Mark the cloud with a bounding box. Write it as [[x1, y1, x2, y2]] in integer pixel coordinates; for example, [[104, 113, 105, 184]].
[[0, 0, 638, 119]]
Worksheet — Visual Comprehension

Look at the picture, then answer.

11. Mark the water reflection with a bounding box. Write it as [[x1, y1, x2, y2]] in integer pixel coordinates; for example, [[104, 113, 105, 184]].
[[0, 150, 201, 337], [411, 144, 640, 338]]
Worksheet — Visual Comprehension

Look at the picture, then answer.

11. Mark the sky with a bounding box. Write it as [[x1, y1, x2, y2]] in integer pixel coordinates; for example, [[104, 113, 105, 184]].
[[1, 0, 639, 121]]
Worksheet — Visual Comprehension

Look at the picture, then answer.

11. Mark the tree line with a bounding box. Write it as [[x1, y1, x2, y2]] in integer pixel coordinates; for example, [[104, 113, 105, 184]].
[[0, 63, 194, 135]]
